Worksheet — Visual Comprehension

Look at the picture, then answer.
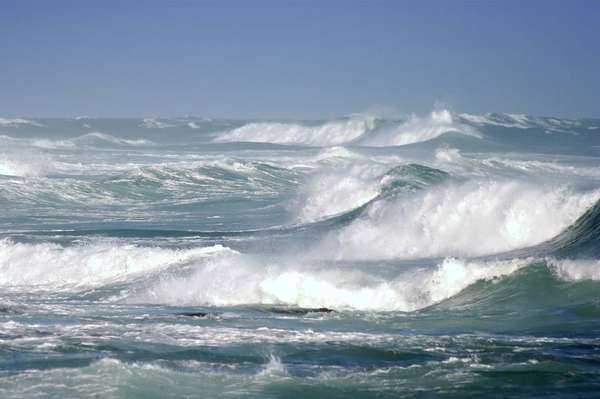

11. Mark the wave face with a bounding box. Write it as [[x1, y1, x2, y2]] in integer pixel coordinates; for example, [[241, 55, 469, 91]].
[[2, 112, 600, 398]]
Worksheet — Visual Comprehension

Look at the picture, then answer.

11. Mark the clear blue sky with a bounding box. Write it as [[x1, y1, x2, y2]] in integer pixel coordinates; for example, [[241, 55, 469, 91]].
[[1, 0, 599, 119]]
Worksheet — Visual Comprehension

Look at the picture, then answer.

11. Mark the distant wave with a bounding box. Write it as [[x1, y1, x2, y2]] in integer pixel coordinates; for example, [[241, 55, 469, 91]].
[[215, 115, 376, 146], [0, 159, 299, 206], [73, 132, 155, 146], [0, 117, 44, 127], [434, 147, 600, 178], [138, 118, 175, 129], [215, 110, 483, 147], [0, 132, 154, 150], [361, 110, 481, 146], [459, 113, 584, 133]]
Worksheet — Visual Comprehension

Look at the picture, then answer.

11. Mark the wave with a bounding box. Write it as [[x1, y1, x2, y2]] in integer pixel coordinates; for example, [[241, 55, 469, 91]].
[[3, 236, 599, 312], [0, 117, 44, 127], [0, 152, 53, 177], [362, 110, 481, 146], [324, 180, 600, 259], [293, 161, 449, 222], [124, 255, 600, 312], [531, 197, 600, 259], [0, 238, 235, 290], [214, 110, 483, 147], [0, 132, 153, 150], [139, 118, 175, 129], [434, 147, 600, 179], [0, 159, 300, 208], [72, 132, 155, 147], [215, 115, 376, 146], [2, 193, 600, 311], [459, 113, 584, 133]]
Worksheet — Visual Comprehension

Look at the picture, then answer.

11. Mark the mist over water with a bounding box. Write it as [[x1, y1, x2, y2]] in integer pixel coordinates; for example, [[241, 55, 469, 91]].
[[2, 111, 600, 398]]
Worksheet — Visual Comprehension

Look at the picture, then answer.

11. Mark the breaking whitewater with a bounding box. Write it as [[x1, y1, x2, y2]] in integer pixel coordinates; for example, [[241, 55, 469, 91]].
[[1, 110, 600, 398]]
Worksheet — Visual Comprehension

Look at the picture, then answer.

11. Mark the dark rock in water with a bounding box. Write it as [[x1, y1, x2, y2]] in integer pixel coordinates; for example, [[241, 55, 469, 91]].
[[268, 307, 335, 315], [177, 312, 208, 318]]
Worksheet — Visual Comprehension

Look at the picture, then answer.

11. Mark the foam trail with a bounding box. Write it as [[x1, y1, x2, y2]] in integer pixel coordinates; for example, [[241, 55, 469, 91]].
[[216, 115, 375, 146], [326, 181, 600, 259]]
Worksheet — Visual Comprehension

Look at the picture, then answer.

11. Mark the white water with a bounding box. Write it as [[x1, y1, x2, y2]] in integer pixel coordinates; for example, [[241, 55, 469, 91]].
[[326, 180, 600, 259], [130, 254, 530, 311], [216, 115, 375, 146], [0, 239, 235, 289], [364, 110, 481, 146]]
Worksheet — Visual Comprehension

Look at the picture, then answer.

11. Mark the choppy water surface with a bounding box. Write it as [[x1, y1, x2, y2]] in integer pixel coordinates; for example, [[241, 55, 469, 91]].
[[1, 111, 600, 398]]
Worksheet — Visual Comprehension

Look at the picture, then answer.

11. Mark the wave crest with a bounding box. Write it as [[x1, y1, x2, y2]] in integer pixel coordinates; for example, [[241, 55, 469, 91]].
[[216, 115, 376, 146], [326, 181, 600, 259]]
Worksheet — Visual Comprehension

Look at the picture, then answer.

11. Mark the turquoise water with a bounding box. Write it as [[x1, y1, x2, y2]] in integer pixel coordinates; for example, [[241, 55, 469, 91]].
[[1, 112, 600, 398]]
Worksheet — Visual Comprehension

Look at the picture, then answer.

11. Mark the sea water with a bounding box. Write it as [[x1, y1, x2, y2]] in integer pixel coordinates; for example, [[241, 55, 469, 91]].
[[1, 111, 600, 398]]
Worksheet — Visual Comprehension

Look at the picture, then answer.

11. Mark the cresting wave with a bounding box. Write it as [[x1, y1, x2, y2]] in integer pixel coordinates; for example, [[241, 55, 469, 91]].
[[0, 238, 235, 289], [216, 114, 376, 146], [362, 109, 481, 146], [325, 180, 600, 259], [1, 237, 599, 311], [215, 110, 481, 147], [1, 191, 600, 311]]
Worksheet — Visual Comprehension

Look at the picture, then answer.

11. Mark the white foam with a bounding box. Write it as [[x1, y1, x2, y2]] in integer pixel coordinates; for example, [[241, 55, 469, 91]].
[[74, 132, 154, 146], [549, 259, 600, 281], [0, 239, 235, 289], [326, 181, 600, 259], [131, 253, 528, 311], [0, 117, 44, 127], [215, 115, 375, 146], [0, 152, 52, 177], [364, 110, 481, 146], [293, 163, 386, 222], [139, 118, 175, 129]]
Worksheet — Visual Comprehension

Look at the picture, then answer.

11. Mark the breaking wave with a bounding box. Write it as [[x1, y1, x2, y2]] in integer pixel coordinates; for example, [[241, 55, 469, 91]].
[[216, 115, 376, 146], [0, 238, 235, 290], [216, 110, 482, 147], [362, 109, 481, 146], [325, 180, 600, 259]]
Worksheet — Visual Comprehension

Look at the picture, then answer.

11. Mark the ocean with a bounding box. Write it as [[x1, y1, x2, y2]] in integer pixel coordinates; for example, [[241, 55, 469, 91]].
[[1, 110, 600, 398]]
